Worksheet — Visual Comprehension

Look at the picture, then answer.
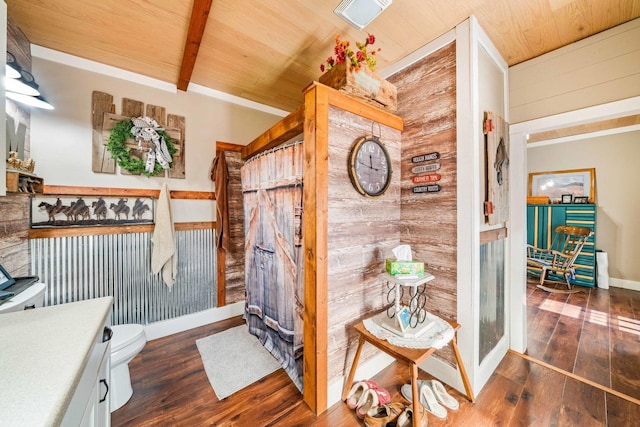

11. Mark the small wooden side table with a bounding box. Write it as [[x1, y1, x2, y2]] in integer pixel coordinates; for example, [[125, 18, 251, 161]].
[[341, 319, 474, 427]]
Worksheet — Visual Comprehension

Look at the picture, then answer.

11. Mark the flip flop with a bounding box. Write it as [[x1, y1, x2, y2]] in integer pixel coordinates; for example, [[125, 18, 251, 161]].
[[401, 381, 447, 419], [429, 379, 459, 410], [419, 383, 447, 419], [345, 380, 378, 409]]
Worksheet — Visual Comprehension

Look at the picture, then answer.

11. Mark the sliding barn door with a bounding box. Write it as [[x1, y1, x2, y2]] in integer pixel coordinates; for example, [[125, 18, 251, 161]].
[[241, 141, 304, 391]]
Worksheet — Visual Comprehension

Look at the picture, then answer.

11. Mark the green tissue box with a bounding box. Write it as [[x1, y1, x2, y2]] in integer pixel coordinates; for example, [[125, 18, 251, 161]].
[[385, 259, 424, 275]]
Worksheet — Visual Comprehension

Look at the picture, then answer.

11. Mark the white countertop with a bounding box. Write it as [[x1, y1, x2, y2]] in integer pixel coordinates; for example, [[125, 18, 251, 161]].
[[0, 297, 113, 427]]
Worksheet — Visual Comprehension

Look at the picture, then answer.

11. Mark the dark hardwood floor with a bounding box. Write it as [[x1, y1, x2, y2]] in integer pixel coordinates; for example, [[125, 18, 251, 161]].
[[526, 279, 640, 402], [112, 284, 640, 426]]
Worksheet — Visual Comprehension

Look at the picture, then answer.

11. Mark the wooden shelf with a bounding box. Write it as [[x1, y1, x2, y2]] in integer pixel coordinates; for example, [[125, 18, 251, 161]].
[[6, 170, 44, 193]]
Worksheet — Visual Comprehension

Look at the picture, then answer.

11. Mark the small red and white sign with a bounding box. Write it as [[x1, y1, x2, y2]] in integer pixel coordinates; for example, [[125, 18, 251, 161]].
[[411, 173, 441, 184]]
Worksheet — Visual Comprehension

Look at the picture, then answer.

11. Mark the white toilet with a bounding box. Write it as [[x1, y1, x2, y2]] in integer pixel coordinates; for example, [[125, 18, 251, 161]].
[[109, 324, 147, 412]]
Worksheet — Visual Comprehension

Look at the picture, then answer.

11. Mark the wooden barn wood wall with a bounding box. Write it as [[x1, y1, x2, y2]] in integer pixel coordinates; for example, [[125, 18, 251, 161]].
[[326, 106, 402, 382], [7, 15, 30, 73], [7, 16, 31, 158], [388, 42, 458, 366], [2, 18, 33, 277], [223, 150, 246, 304], [0, 194, 31, 276]]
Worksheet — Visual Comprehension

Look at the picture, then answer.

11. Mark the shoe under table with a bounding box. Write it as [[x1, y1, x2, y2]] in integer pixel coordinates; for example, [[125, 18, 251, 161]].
[[341, 318, 474, 427]]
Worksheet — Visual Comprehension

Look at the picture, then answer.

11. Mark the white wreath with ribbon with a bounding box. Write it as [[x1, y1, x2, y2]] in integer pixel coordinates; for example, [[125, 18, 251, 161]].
[[130, 116, 174, 174]]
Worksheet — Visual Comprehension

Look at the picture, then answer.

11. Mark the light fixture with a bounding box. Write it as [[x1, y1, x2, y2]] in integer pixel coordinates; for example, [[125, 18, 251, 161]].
[[5, 69, 40, 97], [4, 50, 53, 110], [6, 52, 21, 79], [334, 0, 392, 30], [6, 91, 54, 110]]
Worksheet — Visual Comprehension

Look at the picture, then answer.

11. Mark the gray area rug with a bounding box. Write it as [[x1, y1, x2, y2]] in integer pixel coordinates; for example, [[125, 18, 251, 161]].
[[196, 325, 281, 399]]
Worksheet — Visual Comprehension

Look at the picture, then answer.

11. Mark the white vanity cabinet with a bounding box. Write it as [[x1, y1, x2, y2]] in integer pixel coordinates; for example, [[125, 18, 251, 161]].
[[0, 297, 113, 427], [0, 282, 47, 313], [61, 325, 112, 427]]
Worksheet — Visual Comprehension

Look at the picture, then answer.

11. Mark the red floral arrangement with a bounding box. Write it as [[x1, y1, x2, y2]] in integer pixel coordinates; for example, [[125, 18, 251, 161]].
[[320, 34, 380, 73]]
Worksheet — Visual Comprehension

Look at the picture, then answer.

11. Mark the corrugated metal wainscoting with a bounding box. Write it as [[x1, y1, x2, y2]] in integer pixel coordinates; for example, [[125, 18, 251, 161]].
[[30, 229, 217, 325]]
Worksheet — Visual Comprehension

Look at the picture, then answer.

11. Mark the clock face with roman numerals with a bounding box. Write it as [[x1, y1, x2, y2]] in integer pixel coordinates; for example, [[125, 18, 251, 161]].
[[348, 136, 392, 197]]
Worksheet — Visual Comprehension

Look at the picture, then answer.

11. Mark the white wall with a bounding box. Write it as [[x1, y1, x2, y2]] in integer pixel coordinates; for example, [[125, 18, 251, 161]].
[[528, 131, 640, 282], [29, 54, 281, 222], [509, 16, 640, 287], [510, 17, 640, 124]]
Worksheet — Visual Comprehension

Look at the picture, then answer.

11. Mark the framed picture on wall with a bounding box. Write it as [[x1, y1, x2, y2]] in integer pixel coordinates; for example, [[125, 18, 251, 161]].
[[528, 168, 596, 203]]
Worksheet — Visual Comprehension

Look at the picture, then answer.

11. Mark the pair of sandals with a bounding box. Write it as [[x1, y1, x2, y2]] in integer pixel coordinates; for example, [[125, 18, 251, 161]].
[[400, 379, 459, 419], [345, 380, 392, 419]]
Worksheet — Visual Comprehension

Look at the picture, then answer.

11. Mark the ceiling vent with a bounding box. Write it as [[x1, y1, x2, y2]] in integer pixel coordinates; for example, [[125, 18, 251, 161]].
[[334, 0, 392, 30]]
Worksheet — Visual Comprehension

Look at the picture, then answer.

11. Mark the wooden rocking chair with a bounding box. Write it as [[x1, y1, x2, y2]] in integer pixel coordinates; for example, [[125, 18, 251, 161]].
[[526, 225, 593, 291]]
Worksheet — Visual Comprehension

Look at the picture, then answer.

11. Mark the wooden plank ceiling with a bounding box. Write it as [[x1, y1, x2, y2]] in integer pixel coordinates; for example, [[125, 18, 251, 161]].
[[6, 0, 640, 112]]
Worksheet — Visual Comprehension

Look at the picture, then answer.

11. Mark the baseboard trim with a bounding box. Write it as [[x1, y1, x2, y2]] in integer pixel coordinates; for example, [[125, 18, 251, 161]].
[[144, 301, 245, 341], [609, 277, 640, 291]]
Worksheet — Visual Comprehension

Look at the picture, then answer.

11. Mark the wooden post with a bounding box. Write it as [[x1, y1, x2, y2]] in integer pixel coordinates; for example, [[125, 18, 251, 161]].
[[302, 83, 330, 414]]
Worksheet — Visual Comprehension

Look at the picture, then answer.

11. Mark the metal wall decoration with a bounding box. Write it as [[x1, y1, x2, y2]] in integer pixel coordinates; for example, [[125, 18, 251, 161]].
[[410, 151, 442, 194], [412, 184, 441, 193], [411, 162, 441, 174], [31, 195, 154, 228], [411, 173, 441, 184], [411, 151, 440, 163]]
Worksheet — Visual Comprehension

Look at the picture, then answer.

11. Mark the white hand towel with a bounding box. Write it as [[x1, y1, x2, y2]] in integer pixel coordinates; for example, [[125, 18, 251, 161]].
[[151, 183, 177, 289]]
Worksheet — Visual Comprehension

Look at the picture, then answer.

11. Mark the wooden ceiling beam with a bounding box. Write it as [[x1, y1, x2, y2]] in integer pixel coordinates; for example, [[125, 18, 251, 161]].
[[177, 0, 214, 91]]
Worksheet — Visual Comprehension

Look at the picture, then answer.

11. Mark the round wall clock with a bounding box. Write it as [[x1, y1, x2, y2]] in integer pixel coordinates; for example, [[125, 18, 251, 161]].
[[348, 136, 392, 197]]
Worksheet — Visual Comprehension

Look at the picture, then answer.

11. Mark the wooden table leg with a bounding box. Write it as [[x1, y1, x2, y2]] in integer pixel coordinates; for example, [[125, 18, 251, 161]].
[[410, 362, 420, 427], [341, 335, 366, 401], [451, 333, 474, 402]]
